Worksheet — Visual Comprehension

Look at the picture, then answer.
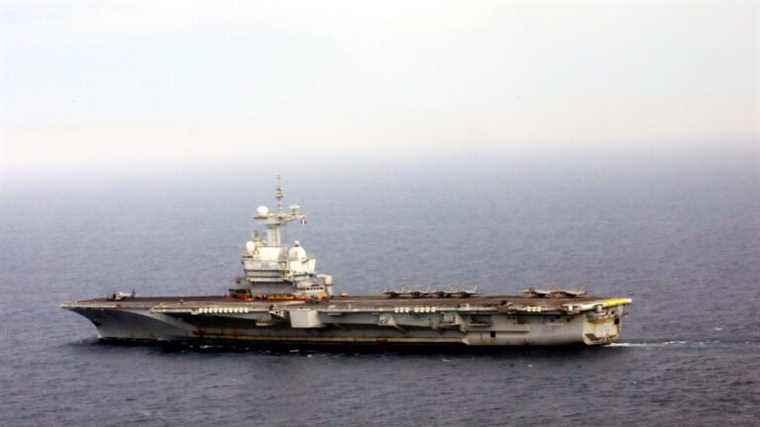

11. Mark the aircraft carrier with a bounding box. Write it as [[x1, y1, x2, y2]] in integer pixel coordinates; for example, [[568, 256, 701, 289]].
[[62, 178, 632, 348]]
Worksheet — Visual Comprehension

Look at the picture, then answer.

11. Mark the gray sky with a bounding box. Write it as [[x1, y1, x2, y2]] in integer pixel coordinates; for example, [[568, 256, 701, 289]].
[[1, 1, 757, 173]]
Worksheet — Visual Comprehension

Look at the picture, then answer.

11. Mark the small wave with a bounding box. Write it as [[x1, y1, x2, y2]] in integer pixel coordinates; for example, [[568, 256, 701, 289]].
[[607, 341, 687, 348], [608, 340, 760, 349]]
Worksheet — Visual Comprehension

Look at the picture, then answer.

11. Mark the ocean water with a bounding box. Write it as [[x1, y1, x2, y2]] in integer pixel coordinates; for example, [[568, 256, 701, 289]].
[[1, 143, 759, 426]]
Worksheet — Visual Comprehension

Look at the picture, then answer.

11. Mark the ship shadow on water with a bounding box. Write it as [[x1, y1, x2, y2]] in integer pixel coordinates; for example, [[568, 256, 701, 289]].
[[84, 337, 628, 360]]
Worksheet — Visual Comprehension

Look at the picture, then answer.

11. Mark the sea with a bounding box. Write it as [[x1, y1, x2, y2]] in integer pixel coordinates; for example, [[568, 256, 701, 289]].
[[1, 142, 759, 426]]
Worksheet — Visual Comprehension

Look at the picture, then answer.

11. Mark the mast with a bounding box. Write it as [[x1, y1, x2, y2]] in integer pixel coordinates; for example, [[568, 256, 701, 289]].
[[275, 174, 284, 212], [254, 176, 306, 247]]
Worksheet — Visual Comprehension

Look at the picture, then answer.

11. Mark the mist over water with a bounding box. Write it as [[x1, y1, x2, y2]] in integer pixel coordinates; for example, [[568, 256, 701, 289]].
[[1, 141, 759, 425]]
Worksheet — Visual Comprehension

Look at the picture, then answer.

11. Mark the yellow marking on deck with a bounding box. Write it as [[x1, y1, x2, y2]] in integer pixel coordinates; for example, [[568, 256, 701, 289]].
[[601, 298, 633, 308]]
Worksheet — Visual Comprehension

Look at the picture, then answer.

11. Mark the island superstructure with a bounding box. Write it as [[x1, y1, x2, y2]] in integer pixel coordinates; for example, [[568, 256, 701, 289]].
[[62, 178, 632, 347], [230, 177, 333, 301]]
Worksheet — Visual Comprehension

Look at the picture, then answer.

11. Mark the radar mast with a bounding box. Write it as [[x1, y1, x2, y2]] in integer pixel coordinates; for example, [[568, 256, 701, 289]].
[[254, 175, 306, 247]]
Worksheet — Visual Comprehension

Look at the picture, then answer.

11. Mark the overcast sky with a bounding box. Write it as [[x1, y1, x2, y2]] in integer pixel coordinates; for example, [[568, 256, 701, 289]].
[[1, 1, 757, 173]]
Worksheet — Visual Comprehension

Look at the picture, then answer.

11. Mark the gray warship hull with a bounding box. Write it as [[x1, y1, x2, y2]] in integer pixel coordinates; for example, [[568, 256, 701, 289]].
[[62, 294, 630, 347], [62, 178, 632, 348]]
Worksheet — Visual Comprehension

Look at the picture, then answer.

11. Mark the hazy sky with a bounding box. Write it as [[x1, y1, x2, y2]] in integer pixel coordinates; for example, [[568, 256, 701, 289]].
[[1, 1, 757, 173]]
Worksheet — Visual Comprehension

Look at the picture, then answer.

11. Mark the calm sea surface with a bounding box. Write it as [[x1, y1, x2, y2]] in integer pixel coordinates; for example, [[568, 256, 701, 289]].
[[2, 144, 759, 426]]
